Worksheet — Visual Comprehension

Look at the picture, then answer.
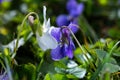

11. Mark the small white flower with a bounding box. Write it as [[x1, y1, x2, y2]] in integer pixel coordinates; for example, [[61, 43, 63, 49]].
[[36, 6, 58, 51]]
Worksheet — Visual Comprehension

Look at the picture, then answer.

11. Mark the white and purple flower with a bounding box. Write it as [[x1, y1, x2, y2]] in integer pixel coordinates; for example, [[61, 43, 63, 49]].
[[50, 25, 75, 61]]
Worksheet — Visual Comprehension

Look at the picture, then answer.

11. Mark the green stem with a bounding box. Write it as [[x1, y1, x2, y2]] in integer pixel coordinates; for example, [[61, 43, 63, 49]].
[[36, 57, 44, 80], [4, 56, 13, 80], [0, 59, 6, 71], [68, 28, 96, 71], [91, 41, 120, 80], [11, 12, 40, 59], [3, 49, 13, 80]]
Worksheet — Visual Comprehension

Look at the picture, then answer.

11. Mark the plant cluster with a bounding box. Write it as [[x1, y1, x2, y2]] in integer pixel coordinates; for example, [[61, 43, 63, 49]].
[[0, 0, 120, 80]]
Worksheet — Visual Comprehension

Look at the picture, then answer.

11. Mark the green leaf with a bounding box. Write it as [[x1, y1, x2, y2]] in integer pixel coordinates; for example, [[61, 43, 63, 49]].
[[44, 73, 67, 80], [44, 73, 51, 80], [15, 63, 36, 80], [66, 60, 86, 78], [37, 23, 42, 37], [54, 74, 67, 80], [102, 63, 120, 73], [95, 49, 107, 61], [55, 67, 66, 74], [67, 60, 78, 68], [113, 52, 120, 57], [39, 59, 55, 74], [66, 74, 78, 79], [54, 57, 68, 68], [66, 67, 86, 79]]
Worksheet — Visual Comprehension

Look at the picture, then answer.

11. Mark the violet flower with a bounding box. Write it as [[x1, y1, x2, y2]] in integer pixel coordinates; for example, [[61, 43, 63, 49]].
[[56, 0, 84, 33], [51, 25, 75, 61], [67, 0, 84, 17]]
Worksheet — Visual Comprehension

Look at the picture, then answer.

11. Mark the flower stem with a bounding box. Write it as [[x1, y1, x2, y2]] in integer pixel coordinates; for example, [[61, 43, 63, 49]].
[[3, 49, 13, 80], [4, 56, 13, 80], [36, 58, 44, 80], [68, 28, 96, 71], [11, 12, 40, 59]]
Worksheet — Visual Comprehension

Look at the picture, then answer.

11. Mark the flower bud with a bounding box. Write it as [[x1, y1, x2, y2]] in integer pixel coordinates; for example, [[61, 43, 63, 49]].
[[28, 15, 34, 26]]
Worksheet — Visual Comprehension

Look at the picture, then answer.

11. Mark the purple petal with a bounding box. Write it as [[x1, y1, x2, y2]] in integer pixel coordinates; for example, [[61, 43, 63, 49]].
[[68, 23, 79, 33], [51, 45, 66, 61], [0, 0, 2, 3], [66, 47, 73, 59], [61, 27, 70, 38], [66, 0, 77, 12], [66, 39, 75, 58], [56, 15, 70, 27], [72, 18, 78, 24], [50, 27, 61, 42], [69, 3, 84, 17], [0, 74, 9, 80]]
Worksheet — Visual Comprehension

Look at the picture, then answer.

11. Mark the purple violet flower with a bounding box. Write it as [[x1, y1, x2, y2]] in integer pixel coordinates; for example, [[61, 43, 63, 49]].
[[56, 0, 84, 33], [51, 25, 75, 61], [67, 0, 84, 17]]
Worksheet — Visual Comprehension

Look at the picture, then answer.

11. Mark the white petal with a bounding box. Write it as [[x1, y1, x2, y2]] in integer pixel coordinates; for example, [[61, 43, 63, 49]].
[[43, 6, 47, 23], [43, 18, 50, 33], [46, 18, 50, 28], [3, 38, 24, 53], [42, 6, 51, 33], [36, 32, 58, 51]]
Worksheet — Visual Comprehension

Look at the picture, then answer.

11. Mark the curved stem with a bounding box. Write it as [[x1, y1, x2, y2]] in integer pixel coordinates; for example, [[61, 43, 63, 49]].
[[69, 28, 85, 53], [109, 41, 120, 56], [68, 28, 96, 71], [11, 12, 40, 59], [71, 24, 88, 45]]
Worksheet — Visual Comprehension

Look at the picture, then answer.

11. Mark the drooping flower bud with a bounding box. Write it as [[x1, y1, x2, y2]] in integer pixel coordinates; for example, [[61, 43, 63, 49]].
[[28, 15, 38, 34], [28, 15, 34, 26]]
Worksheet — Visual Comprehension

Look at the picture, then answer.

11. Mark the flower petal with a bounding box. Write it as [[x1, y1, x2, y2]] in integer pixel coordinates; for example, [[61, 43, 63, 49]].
[[43, 18, 50, 33], [66, 0, 77, 13], [68, 23, 79, 33], [65, 39, 75, 59], [56, 15, 69, 26], [43, 6, 47, 23], [36, 32, 58, 51], [69, 3, 84, 17], [51, 45, 66, 61], [50, 27, 61, 42], [3, 38, 24, 53], [0, 73, 9, 80], [43, 6, 51, 32]]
